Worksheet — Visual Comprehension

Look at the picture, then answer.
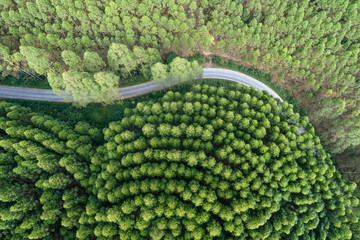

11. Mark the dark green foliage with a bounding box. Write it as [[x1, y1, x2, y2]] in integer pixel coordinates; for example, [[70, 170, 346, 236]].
[[213, 56, 302, 114], [0, 0, 359, 158], [185, 54, 206, 65], [0, 74, 50, 89], [165, 52, 179, 64], [0, 84, 358, 239], [0, 0, 214, 102]]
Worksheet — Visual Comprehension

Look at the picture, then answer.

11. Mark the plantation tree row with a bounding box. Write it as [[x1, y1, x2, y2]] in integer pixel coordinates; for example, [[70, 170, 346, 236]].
[[0, 0, 359, 152], [0, 84, 358, 239], [207, 0, 360, 155]]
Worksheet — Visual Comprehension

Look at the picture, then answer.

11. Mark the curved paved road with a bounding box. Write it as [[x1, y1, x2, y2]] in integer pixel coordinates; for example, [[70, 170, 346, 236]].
[[0, 68, 283, 102], [1, 67, 357, 216]]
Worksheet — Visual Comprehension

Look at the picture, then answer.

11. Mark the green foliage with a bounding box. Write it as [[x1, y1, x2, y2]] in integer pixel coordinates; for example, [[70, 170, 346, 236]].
[[317, 98, 346, 120], [165, 52, 179, 64], [19, 46, 51, 75], [107, 43, 137, 75], [212, 56, 302, 113], [185, 54, 206, 65], [151, 57, 202, 87], [169, 57, 203, 84], [61, 50, 83, 71], [47, 72, 65, 93], [83, 51, 106, 73], [0, 84, 358, 239], [151, 62, 169, 88], [0, 0, 360, 233], [60, 70, 120, 106], [1, 1, 359, 156], [0, 74, 50, 89]]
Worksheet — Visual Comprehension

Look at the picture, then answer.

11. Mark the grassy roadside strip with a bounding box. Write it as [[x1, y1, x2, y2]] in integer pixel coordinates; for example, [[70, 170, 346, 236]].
[[177, 53, 306, 114], [1, 53, 304, 116], [1, 53, 299, 111], [1, 78, 229, 127], [4, 73, 359, 191], [3, 89, 165, 129], [0, 74, 51, 89]]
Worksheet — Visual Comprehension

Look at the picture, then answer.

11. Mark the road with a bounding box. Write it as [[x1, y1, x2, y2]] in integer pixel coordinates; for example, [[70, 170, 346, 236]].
[[202, 68, 283, 101], [1, 67, 357, 217], [0, 68, 283, 102]]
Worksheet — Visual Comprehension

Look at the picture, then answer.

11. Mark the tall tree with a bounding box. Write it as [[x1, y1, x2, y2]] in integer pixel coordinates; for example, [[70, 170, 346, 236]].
[[61, 50, 83, 71], [93, 71, 121, 103], [19, 46, 51, 75], [83, 51, 106, 73], [151, 62, 169, 88], [107, 43, 137, 76], [169, 57, 202, 84]]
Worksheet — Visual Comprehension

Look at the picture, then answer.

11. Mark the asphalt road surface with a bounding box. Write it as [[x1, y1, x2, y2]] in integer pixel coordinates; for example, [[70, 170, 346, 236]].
[[1, 67, 357, 215], [0, 68, 283, 102]]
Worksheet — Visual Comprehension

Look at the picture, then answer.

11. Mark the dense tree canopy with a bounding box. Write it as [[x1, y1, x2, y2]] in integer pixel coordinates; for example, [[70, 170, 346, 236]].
[[0, 0, 359, 153], [0, 84, 358, 239], [152, 57, 203, 87]]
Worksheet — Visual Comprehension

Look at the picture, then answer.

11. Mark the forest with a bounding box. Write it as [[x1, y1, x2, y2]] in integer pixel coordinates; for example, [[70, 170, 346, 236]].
[[0, 0, 359, 181], [0, 84, 359, 239], [0, 0, 360, 237]]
